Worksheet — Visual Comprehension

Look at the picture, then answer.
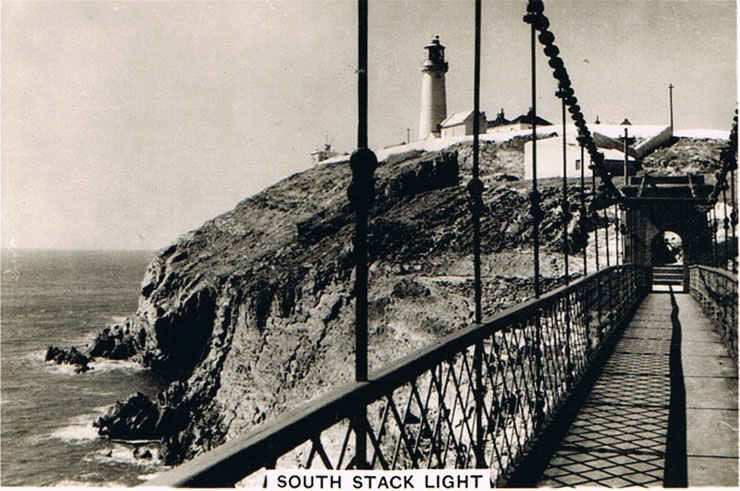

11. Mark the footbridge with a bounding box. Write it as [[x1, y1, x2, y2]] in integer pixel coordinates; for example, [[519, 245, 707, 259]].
[[145, 0, 737, 487]]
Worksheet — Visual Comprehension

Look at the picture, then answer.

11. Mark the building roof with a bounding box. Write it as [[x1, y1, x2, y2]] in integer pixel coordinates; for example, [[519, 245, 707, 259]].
[[488, 109, 511, 127], [510, 112, 553, 126], [440, 110, 485, 128]]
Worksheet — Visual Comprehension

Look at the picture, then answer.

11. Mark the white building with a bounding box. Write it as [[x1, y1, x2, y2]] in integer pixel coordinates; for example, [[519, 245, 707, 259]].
[[523, 134, 633, 180], [440, 110, 487, 138]]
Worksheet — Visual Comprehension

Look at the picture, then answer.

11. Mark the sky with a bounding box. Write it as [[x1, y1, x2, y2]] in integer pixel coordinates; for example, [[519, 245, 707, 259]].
[[2, 0, 736, 250]]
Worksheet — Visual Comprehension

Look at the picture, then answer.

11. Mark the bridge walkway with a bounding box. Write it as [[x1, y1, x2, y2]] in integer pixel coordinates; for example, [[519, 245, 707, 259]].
[[536, 293, 738, 487]]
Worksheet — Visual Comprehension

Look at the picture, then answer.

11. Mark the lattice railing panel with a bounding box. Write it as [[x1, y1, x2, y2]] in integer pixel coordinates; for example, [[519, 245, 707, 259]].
[[148, 265, 649, 488]]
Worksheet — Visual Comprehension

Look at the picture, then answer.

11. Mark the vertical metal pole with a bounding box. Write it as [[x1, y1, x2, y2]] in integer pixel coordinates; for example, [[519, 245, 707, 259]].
[[712, 208, 718, 266], [593, 167, 600, 272], [531, 22, 541, 298], [631, 211, 636, 265], [668, 83, 674, 135], [357, 0, 368, 151], [623, 128, 629, 186], [614, 205, 620, 265], [591, 164, 602, 339], [617, 205, 622, 265], [351, 0, 373, 469], [561, 98, 569, 284], [528, 3, 545, 433], [559, 97, 573, 388], [471, 0, 483, 326], [471, 0, 486, 470], [731, 169, 737, 273], [723, 185, 730, 270], [605, 209, 611, 268], [580, 142, 587, 275]]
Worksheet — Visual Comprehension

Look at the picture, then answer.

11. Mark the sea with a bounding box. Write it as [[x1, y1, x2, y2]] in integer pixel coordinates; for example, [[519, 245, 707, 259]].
[[1, 249, 174, 486]]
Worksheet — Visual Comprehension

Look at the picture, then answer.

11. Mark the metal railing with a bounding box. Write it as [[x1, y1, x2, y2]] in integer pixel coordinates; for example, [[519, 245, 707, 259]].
[[688, 265, 738, 364], [146, 264, 648, 487]]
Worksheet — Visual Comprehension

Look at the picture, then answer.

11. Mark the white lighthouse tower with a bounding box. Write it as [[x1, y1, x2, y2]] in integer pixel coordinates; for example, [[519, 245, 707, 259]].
[[418, 36, 449, 139]]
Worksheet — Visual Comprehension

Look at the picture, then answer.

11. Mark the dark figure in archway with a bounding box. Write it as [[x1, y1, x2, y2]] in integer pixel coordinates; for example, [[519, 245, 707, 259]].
[[651, 232, 683, 265]]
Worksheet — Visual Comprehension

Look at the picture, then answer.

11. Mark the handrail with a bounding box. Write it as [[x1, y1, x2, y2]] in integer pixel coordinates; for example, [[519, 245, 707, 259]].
[[690, 264, 737, 283], [688, 264, 738, 364], [145, 264, 648, 487]]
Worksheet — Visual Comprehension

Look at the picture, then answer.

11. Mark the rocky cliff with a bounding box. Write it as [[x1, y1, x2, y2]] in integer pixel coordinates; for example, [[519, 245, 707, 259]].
[[69, 135, 725, 465]]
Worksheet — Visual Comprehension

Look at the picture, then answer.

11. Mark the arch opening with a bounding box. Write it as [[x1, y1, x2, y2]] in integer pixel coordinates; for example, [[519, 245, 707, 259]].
[[651, 231, 683, 266]]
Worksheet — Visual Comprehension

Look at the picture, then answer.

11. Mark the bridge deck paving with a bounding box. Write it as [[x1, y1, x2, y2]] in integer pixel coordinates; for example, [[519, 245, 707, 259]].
[[676, 294, 738, 486], [536, 293, 739, 487]]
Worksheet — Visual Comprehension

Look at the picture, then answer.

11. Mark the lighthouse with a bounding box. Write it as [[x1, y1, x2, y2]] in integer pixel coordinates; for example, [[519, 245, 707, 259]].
[[418, 36, 449, 139]]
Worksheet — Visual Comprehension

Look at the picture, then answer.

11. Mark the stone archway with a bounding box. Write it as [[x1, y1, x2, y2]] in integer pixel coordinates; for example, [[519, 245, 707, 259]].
[[624, 201, 711, 269]]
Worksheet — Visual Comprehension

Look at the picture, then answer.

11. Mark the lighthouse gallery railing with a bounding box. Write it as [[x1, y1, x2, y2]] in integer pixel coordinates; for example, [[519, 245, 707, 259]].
[[145, 264, 649, 487]]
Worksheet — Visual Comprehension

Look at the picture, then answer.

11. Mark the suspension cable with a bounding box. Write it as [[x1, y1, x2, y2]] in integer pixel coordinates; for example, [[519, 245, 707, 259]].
[[523, 0, 623, 203]]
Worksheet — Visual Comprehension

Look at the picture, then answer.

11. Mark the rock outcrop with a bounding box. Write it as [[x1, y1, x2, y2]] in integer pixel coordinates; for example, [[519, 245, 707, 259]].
[[81, 136, 723, 466], [45, 346, 91, 373]]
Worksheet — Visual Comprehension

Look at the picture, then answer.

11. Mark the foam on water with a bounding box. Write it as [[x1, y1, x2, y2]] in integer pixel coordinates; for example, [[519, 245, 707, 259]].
[[138, 470, 168, 482], [53, 478, 127, 488], [47, 407, 109, 442], [41, 353, 143, 376], [89, 358, 144, 374], [44, 362, 81, 376], [85, 443, 162, 468]]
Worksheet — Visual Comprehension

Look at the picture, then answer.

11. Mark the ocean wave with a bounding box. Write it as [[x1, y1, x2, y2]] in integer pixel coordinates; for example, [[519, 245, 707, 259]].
[[89, 358, 144, 373], [138, 471, 167, 482], [53, 478, 126, 487], [41, 354, 143, 376], [109, 316, 129, 325], [47, 407, 109, 442], [44, 362, 82, 376]]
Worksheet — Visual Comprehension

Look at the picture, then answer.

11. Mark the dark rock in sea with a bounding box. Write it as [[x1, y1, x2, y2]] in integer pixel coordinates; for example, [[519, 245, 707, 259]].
[[94, 392, 160, 440], [89, 323, 143, 360], [45, 346, 91, 371]]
